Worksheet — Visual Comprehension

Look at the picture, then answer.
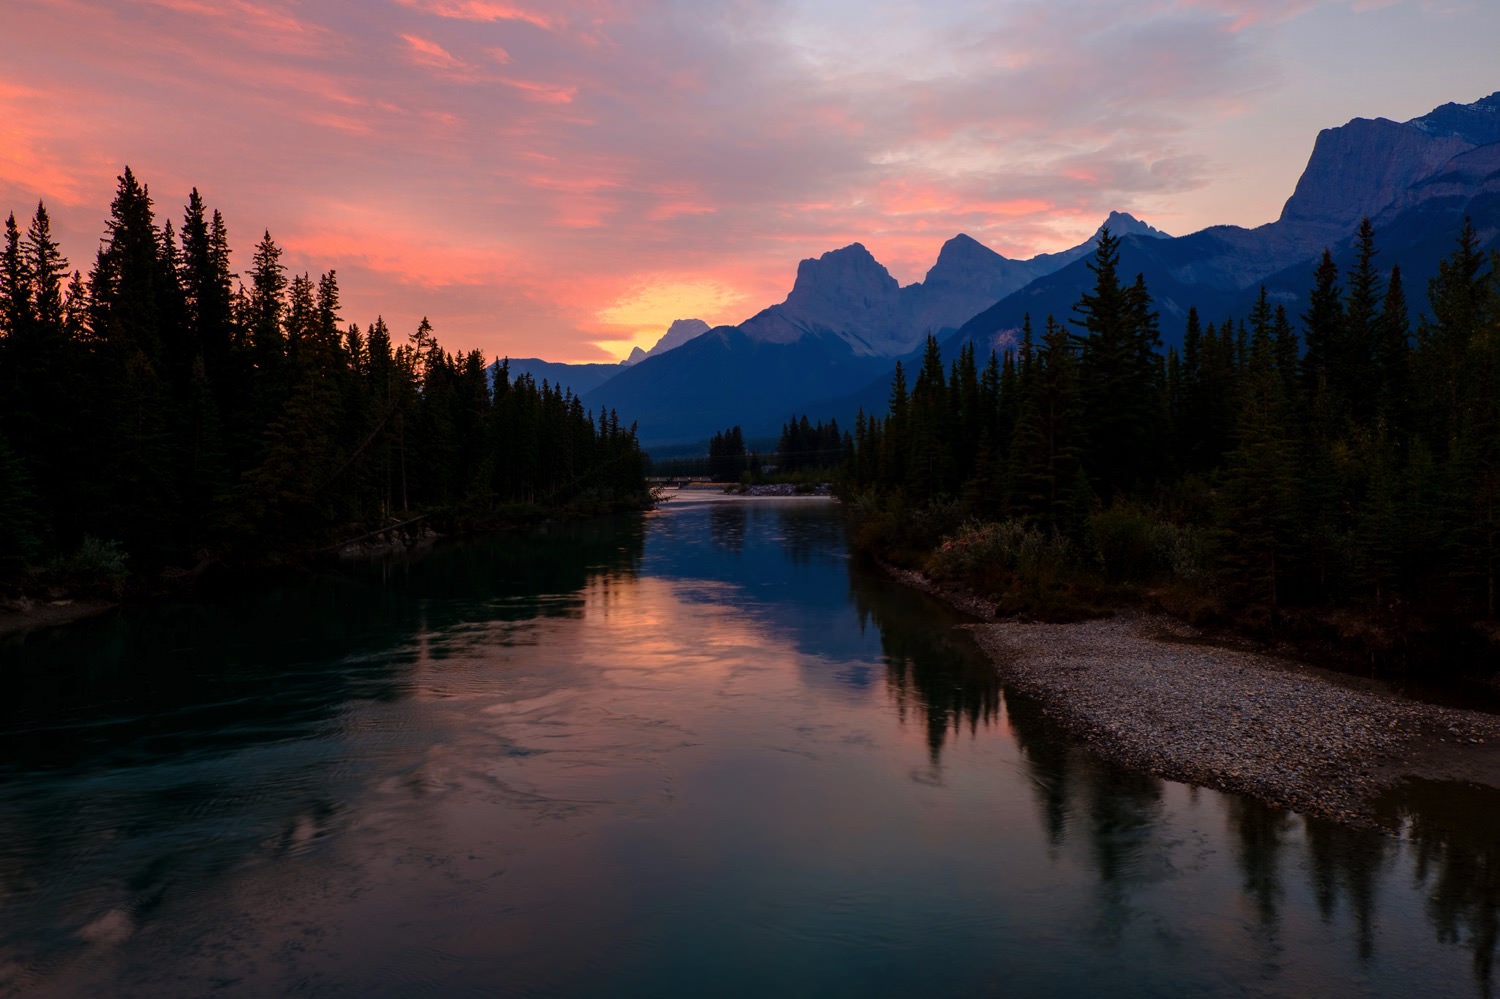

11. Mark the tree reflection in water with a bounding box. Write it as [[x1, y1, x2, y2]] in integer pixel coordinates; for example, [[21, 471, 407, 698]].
[[846, 571, 1000, 766], [1379, 779, 1500, 997], [1304, 814, 1387, 961], [852, 548, 1500, 994]]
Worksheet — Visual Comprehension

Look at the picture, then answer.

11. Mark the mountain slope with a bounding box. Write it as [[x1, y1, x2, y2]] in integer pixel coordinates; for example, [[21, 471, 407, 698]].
[[501, 358, 621, 396], [581, 326, 892, 449]]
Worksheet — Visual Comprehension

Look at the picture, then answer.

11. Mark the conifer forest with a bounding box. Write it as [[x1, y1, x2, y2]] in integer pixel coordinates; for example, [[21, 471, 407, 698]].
[[843, 222, 1500, 673], [0, 169, 649, 593]]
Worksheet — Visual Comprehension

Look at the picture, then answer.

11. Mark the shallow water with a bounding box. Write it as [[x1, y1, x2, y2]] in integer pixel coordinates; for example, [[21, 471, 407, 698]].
[[1, 493, 1497, 997]]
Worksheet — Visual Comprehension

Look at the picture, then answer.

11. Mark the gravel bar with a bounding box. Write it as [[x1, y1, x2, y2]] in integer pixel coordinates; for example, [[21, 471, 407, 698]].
[[963, 612, 1500, 827]]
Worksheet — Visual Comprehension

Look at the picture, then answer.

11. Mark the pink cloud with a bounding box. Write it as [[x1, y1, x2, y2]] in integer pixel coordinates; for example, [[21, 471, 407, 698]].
[[647, 201, 717, 222], [401, 33, 470, 71], [498, 77, 579, 104], [1175, 0, 1322, 32], [6, 0, 1497, 365], [0, 80, 100, 208], [146, 0, 334, 56], [395, 0, 556, 30]]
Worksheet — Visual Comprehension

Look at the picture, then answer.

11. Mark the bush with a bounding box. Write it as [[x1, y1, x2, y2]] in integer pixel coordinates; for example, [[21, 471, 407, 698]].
[[1090, 506, 1155, 582], [924, 518, 1107, 620], [1152, 521, 1212, 582], [1089, 506, 1214, 584], [845, 493, 965, 568], [928, 520, 1068, 579], [42, 536, 130, 598]]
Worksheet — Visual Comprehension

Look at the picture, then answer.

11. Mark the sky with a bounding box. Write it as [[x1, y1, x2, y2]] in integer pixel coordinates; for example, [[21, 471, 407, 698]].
[[3, 1, 1497, 364]]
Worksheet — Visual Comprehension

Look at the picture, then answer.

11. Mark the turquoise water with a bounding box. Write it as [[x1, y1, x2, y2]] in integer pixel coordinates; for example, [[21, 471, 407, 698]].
[[1, 492, 1495, 997]]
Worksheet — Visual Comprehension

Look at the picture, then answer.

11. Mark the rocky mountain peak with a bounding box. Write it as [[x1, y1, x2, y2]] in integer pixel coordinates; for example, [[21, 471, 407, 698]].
[[736, 242, 909, 355], [1278, 116, 1474, 242], [924, 233, 1009, 284], [786, 243, 898, 304], [623, 317, 711, 365], [1099, 211, 1172, 240]]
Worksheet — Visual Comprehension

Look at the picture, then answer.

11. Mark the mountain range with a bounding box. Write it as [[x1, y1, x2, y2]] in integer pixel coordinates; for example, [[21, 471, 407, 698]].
[[512, 91, 1500, 451]]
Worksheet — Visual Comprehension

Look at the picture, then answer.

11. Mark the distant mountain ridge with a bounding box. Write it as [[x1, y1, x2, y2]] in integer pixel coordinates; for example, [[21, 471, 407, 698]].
[[735, 211, 1169, 360], [949, 89, 1500, 358], [541, 90, 1500, 449]]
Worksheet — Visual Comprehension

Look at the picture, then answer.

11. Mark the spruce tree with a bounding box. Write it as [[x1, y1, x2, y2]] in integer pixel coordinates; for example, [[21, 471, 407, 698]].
[[1220, 291, 1299, 607], [1375, 264, 1410, 430], [1340, 218, 1383, 424], [1073, 228, 1161, 498]]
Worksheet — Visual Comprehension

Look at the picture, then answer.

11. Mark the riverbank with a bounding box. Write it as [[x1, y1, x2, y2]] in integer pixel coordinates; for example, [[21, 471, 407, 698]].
[[883, 563, 1500, 826], [0, 597, 116, 638], [967, 611, 1500, 827]]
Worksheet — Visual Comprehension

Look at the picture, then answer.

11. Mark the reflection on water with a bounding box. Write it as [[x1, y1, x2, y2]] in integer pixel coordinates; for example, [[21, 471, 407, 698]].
[[1377, 779, 1500, 995], [0, 493, 1497, 996]]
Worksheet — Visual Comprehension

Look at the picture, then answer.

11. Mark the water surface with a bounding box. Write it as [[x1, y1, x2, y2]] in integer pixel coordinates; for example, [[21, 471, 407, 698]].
[[2, 493, 1497, 997]]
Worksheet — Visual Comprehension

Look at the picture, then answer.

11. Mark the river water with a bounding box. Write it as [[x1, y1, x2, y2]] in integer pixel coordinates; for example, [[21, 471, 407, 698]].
[[1, 492, 1497, 997]]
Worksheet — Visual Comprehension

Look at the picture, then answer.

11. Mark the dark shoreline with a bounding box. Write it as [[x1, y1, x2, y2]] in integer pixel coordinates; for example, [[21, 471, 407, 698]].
[[0, 598, 118, 638]]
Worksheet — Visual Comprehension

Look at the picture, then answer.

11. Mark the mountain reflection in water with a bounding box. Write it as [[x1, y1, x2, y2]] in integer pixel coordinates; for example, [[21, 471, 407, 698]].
[[0, 492, 1496, 997]]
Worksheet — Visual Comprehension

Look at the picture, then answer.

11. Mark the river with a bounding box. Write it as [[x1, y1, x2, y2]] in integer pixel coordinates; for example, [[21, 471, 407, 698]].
[[1, 492, 1496, 997]]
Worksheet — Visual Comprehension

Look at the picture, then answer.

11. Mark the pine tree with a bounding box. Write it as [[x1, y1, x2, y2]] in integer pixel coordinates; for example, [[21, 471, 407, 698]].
[[1340, 218, 1383, 424], [1220, 291, 1299, 607], [1011, 316, 1083, 529], [881, 361, 909, 490], [24, 203, 67, 334], [0, 213, 32, 338], [246, 229, 289, 416], [1417, 220, 1488, 458], [1073, 228, 1161, 498], [908, 335, 951, 501], [1375, 264, 1411, 430], [1300, 249, 1344, 421], [0, 204, 80, 548], [86, 168, 182, 560]]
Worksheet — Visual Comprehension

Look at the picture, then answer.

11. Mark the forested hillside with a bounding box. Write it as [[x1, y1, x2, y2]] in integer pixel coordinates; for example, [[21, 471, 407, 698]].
[[844, 222, 1500, 672], [0, 168, 648, 594]]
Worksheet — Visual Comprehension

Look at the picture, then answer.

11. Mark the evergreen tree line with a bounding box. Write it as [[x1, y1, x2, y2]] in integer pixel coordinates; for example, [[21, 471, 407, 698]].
[[774, 415, 849, 475], [844, 220, 1500, 636], [700, 417, 850, 483], [707, 426, 749, 482], [0, 168, 647, 587]]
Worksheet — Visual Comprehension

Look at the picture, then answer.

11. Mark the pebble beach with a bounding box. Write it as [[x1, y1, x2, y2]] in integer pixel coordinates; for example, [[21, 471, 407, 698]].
[[966, 612, 1500, 826]]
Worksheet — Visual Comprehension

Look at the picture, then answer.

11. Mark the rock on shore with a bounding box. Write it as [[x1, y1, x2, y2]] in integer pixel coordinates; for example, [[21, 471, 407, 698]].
[[967, 613, 1500, 827]]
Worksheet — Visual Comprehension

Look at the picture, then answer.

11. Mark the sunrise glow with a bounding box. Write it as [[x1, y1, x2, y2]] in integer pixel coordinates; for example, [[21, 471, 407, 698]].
[[3, 0, 1497, 362]]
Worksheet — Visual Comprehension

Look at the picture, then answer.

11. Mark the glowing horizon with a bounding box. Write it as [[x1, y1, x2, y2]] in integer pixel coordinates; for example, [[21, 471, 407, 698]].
[[3, 1, 1496, 363]]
